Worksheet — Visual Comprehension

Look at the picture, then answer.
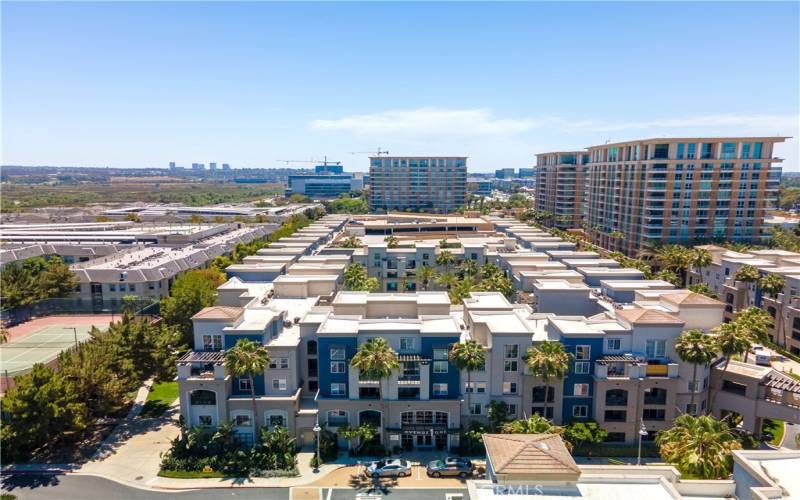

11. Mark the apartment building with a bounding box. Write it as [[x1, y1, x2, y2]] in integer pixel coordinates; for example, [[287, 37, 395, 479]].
[[584, 137, 786, 255], [368, 156, 467, 214], [688, 244, 800, 355], [535, 151, 589, 229]]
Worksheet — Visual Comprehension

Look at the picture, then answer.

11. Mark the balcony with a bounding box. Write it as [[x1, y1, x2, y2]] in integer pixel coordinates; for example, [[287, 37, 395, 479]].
[[595, 355, 679, 379], [177, 351, 226, 380]]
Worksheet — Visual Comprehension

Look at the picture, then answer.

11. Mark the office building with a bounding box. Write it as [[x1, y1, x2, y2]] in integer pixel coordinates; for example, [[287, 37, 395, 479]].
[[209, 162, 217, 172], [222, 163, 231, 171], [584, 137, 786, 255], [495, 168, 515, 179], [518, 167, 535, 178], [315, 164, 344, 175], [286, 174, 362, 198], [469, 178, 493, 197], [535, 151, 589, 229], [369, 156, 467, 214]]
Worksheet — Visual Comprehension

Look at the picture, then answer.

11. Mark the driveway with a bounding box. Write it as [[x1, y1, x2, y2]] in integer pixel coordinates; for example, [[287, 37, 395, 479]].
[[77, 405, 181, 488]]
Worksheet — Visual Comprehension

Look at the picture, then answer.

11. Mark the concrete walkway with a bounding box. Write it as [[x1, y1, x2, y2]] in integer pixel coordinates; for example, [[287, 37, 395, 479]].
[[77, 379, 182, 490]]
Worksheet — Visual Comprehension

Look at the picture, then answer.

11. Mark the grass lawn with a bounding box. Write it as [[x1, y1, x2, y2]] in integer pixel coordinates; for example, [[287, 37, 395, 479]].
[[762, 419, 785, 446], [140, 381, 178, 418], [158, 469, 225, 479]]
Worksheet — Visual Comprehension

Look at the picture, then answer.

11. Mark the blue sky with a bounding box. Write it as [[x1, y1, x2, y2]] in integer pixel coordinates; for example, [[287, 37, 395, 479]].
[[2, 1, 799, 172]]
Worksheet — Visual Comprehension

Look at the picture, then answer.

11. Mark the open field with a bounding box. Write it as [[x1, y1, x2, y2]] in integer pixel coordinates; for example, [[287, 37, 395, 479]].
[[1, 181, 284, 210]]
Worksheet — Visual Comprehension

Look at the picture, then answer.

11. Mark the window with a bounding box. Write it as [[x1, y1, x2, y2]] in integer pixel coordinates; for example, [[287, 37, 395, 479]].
[[330, 361, 346, 374], [400, 337, 415, 351], [190, 390, 216, 406], [470, 403, 482, 415], [239, 379, 252, 392], [307, 340, 317, 355], [605, 432, 626, 442], [572, 405, 588, 418], [109, 284, 116, 292], [327, 410, 348, 426], [272, 378, 287, 391], [330, 347, 345, 360], [575, 345, 591, 360], [507, 404, 517, 416], [685, 403, 697, 416], [574, 383, 589, 396], [688, 380, 700, 392], [269, 357, 289, 369], [202, 334, 222, 351], [645, 340, 666, 359], [433, 349, 448, 373], [504, 344, 519, 359], [574, 361, 590, 374], [643, 408, 666, 421], [466, 382, 486, 393], [268, 414, 285, 428], [330, 383, 346, 396], [606, 338, 621, 350], [198, 415, 213, 426], [604, 410, 627, 422], [433, 383, 448, 396], [503, 382, 517, 394], [234, 414, 252, 427]]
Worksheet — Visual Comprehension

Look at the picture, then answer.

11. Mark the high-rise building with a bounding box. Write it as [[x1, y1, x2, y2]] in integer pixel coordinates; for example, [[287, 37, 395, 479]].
[[209, 162, 217, 171], [495, 167, 515, 179], [169, 161, 176, 170], [369, 156, 467, 213], [518, 167, 535, 178], [222, 163, 231, 171], [584, 137, 786, 255], [535, 152, 589, 229]]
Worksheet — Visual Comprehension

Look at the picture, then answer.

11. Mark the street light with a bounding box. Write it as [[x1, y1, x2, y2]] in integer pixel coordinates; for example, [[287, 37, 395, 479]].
[[636, 420, 648, 466], [313, 418, 322, 473]]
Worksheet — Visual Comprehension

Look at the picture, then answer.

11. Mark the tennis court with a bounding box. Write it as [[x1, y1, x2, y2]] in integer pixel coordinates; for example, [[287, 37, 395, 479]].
[[1, 323, 100, 377]]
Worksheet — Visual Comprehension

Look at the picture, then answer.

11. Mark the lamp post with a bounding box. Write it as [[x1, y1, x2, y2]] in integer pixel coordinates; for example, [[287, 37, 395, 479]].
[[636, 419, 648, 466], [313, 418, 322, 473]]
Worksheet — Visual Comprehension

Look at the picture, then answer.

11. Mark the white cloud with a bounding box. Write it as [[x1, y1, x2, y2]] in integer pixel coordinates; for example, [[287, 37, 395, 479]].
[[312, 108, 797, 137], [311, 107, 536, 136]]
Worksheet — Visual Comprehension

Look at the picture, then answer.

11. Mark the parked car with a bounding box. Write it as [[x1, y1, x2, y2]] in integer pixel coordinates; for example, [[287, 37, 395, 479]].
[[426, 457, 474, 478], [365, 459, 412, 478]]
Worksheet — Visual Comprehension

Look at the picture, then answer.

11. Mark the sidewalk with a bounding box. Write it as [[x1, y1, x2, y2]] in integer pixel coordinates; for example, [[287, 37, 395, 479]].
[[76, 379, 182, 490]]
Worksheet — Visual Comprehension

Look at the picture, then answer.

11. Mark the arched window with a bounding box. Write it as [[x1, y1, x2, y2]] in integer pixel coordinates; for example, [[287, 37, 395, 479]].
[[189, 390, 216, 406], [605, 389, 628, 406]]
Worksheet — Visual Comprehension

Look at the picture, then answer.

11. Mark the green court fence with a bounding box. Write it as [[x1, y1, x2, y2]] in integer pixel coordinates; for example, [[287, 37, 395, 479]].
[[1, 297, 160, 327]]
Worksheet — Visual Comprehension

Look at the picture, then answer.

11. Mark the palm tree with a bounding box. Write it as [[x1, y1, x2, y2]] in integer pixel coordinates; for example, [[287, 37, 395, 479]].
[[449, 278, 479, 305], [435, 250, 456, 271], [459, 259, 478, 278], [690, 248, 713, 283], [384, 236, 399, 249], [502, 414, 564, 434], [449, 340, 486, 422], [733, 264, 760, 308], [350, 338, 399, 442], [759, 273, 786, 345], [657, 245, 693, 287], [710, 321, 750, 411], [418, 265, 437, 291], [343, 263, 378, 291], [675, 329, 717, 412], [225, 338, 271, 434], [524, 341, 571, 419], [734, 307, 773, 361], [340, 236, 363, 249], [435, 270, 458, 290], [439, 238, 450, 249], [609, 230, 625, 252], [656, 414, 742, 479]]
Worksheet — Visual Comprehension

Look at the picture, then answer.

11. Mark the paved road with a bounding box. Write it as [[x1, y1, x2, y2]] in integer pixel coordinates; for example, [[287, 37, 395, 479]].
[[784, 422, 799, 449], [328, 487, 468, 500], [1, 473, 291, 500]]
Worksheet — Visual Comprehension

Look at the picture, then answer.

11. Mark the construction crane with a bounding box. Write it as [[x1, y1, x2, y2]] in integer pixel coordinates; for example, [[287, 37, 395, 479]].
[[349, 147, 390, 156], [279, 156, 341, 166]]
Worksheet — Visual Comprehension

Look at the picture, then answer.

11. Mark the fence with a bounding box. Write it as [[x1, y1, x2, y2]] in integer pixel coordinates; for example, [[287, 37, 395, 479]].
[[1, 297, 160, 327]]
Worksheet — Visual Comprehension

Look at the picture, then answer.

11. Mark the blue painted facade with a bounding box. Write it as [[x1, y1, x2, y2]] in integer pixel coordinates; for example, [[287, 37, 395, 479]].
[[317, 335, 460, 400], [422, 336, 461, 400], [554, 330, 604, 423]]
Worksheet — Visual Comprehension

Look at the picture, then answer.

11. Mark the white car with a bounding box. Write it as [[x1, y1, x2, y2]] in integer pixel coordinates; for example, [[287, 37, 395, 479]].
[[364, 459, 412, 478]]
